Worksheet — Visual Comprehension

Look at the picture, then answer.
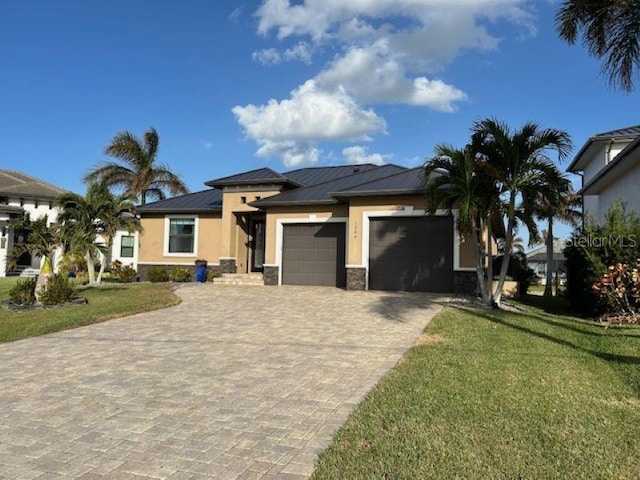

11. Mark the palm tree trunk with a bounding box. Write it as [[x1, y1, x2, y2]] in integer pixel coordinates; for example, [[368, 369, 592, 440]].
[[544, 217, 554, 297], [473, 217, 491, 305], [487, 219, 494, 292], [96, 258, 106, 285], [492, 193, 516, 307], [34, 256, 54, 303], [85, 251, 96, 285]]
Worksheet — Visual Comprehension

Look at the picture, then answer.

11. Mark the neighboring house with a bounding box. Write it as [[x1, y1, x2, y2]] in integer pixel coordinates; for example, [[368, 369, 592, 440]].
[[137, 164, 479, 293], [526, 240, 567, 284], [0, 170, 66, 277], [568, 125, 640, 223], [0, 170, 136, 277]]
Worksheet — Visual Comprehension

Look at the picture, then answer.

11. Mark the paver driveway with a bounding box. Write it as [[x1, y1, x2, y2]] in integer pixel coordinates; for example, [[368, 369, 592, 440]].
[[0, 285, 443, 479]]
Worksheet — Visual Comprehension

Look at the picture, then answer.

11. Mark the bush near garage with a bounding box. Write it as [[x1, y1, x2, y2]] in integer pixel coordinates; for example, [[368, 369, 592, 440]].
[[147, 266, 169, 283], [169, 266, 191, 282]]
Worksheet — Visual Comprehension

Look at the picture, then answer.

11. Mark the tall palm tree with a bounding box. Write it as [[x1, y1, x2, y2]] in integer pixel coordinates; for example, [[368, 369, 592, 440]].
[[56, 183, 138, 285], [9, 214, 60, 302], [424, 145, 499, 305], [556, 0, 640, 91], [472, 118, 573, 306], [530, 186, 582, 297], [84, 127, 189, 204]]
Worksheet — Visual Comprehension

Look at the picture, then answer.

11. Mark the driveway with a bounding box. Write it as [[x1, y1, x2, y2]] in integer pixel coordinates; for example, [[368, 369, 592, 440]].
[[0, 285, 443, 479]]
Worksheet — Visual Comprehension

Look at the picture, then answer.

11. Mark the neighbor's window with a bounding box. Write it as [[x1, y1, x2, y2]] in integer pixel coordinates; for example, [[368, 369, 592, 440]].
[[120, 235, 135, 258], [168, 218, 195, 253]]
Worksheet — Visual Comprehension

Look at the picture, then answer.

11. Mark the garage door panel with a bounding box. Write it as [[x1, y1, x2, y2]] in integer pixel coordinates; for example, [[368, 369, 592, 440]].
[[369, 217, 453, 293], [282, 223, 346, 287]]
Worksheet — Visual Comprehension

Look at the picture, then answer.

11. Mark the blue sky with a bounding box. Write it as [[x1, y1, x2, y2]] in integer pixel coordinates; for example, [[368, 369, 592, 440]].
[[1, 1, 637, 241]]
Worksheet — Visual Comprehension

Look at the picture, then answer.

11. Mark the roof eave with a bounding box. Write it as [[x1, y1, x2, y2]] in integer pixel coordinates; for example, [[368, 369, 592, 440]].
[[138, 207, 222, 214]]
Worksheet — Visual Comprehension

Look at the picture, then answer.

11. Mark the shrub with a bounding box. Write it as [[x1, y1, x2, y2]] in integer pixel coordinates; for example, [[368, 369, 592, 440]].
[[169, 266, 192, 282], [9, 278, 37, 305], [565, 201, 640, 315], [57, 252, 87, 277], [39, 275, 75, 306], [111, 260, 138, 283], [592, 262, 640, 316], [147, 266, 169, 283], [207, 269, 220, 282]]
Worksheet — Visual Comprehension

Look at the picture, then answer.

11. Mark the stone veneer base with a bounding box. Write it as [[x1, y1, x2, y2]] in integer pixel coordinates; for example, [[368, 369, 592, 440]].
[[220, 258, 237, 274], [346, 267, 366, 291], [263, 266, 279, 286]]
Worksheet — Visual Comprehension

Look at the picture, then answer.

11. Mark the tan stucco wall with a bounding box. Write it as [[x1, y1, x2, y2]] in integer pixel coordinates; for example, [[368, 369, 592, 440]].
[[138, 213, 222, 264], [264, 205, 349, 265], [220, 189, 280, 259]]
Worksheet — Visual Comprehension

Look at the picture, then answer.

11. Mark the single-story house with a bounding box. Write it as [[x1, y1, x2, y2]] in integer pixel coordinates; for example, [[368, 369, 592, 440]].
[[0, 170, 136, 277], [567, 125, 640, 223], [526, 240, 567, 284], [137, 164, 478, 293]]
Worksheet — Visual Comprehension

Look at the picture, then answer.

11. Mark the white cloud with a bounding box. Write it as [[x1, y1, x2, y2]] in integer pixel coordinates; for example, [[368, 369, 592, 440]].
[[316, 41, 467, 111], [342, 146, 391, 166], [233, 80, 386, 167], [228, 7, 243, 23], [253, 42, 312, 66], [252, 48, 282, 66], [238, 0, 538, 167], [200, 141, 214, 151]]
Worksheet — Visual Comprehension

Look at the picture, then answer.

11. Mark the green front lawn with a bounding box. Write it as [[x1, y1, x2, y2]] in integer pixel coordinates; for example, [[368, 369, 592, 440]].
[[313, 299, 640, 479], [0, 279, 180, 343]]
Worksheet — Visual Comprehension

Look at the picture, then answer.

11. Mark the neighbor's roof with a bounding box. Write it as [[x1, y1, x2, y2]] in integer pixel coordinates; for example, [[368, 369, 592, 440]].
[[205, 167, 300, 188], [567, 125, 640, 173], [580, 135, 640, 195], [251, 164, 407, 206], [332, 167, 425, 198], [137, 189, 223, 213], [526, 240, 567, 262], [0, 170, 68, 200]]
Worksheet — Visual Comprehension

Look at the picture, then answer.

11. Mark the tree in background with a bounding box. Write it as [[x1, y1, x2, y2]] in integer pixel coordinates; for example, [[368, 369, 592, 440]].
[[9, 214, 60, 302], [556, 0, 640, 91], [83, 127, 189, 205], [56, 183, 137, 285]]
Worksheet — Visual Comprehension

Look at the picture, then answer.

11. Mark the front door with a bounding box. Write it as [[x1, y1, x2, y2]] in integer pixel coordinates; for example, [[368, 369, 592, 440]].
[[251, 220, 265, 272]]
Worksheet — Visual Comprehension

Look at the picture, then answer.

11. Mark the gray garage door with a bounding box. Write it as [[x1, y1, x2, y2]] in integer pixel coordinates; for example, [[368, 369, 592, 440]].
[[369, 216, 454, 292], [282, 223, 346, 287]]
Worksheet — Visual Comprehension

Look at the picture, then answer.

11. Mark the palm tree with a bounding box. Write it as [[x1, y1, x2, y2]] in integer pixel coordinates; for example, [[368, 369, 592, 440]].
[[56, 183, 138, 285], [9, 214, 60, 302], [556, 0, 640, 91], [424, 145, 499, 305], [472, 118, 573, 306], [83, 127, 189, 204], [530, 186, 582, 297]]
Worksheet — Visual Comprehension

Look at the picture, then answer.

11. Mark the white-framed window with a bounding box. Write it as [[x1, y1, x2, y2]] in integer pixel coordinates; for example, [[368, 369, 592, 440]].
[[120, 235, 135, 258], [164, 216, 198, 256]]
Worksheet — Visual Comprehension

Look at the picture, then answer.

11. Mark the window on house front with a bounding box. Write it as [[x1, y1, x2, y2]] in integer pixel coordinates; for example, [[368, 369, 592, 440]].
[[120, 236, 135, 258], [168, 218, 195, 253]]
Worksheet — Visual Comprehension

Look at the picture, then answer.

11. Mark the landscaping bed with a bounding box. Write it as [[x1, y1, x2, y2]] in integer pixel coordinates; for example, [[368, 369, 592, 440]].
[[0, 280, 180, 343]]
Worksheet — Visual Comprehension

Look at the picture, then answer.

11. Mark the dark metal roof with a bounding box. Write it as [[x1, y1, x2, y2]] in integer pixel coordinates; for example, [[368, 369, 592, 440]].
[[0, 170, 68, 200], [567, 125, 640, 173], [580, 135, 640, 195], [284, 164, 381, 186], [332, 167, 425, 197], [205, 167, 298, 188], [251, 165, 407, 206], [137, 189, 223, 213]]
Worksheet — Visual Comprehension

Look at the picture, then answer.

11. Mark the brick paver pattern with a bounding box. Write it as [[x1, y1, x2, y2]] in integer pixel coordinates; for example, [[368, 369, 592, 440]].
[[0, 285, 443, 479]]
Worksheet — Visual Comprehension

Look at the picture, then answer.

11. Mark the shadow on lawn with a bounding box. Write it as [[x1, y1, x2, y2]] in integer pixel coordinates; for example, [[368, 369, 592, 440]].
[[464, 307, 640, 393]]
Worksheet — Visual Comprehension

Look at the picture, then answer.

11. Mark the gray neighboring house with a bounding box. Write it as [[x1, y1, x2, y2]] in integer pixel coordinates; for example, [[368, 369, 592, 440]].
[[526, 239, 568, 284], [0, 170, 67, 277], [568, 125, 640, 223]]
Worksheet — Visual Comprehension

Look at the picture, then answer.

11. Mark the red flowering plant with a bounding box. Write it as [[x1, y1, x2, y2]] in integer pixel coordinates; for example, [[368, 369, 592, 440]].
[[591, 260, 640, 323]]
